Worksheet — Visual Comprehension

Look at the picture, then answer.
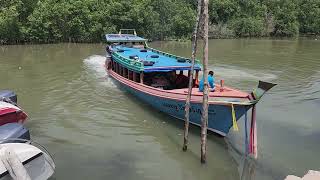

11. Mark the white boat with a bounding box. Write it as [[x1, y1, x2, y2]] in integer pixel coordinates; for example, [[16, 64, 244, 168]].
[[0, 143, 55, 180]]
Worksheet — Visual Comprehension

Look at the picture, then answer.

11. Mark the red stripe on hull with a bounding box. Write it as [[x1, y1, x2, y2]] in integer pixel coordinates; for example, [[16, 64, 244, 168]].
[[107, 69, 250, 105], [0, 110, 27, 126]]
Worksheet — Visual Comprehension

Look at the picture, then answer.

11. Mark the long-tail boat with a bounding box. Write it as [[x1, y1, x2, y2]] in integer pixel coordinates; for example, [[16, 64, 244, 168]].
[[104, 29, 276, 157]]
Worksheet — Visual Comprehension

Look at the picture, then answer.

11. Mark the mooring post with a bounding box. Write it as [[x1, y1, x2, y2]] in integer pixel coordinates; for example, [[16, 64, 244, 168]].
[[140, 72, 144, 84], [200, 0, 209, 164], [122, 66, 125, 76], [116, 62, 119, 74], [183, 0, 202, 152], [133, 71, 136, 82]]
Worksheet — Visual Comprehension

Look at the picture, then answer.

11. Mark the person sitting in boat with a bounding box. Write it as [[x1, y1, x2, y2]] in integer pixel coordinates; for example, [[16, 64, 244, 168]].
[[199, 71, 215, 92]]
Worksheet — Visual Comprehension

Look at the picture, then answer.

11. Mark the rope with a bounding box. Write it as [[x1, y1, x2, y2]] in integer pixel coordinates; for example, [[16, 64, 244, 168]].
[[231, 104, 239, 131], [244, 111, 249, 155]]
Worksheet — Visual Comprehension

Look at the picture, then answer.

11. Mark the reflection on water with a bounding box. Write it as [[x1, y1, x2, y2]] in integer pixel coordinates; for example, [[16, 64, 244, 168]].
[[1, 39, 320, 180]]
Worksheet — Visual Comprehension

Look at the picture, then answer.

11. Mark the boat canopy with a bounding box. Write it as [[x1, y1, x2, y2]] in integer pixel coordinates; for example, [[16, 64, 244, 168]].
[[106, 29, 201, 73], [110, 45, 202, 73], [105, 34, 147, 43]]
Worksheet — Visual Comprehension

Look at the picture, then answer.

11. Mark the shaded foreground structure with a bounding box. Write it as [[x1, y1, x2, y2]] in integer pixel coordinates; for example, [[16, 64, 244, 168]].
[[285, 170, 320, 180]]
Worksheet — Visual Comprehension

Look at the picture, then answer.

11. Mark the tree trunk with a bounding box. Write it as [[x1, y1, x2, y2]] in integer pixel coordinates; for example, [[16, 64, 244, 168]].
[[183, 0, 203, 152], [200, 0, 209, 164]]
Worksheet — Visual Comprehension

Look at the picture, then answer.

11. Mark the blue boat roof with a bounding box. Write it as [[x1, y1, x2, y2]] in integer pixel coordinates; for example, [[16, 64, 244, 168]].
[[106, 34, 147, 43], [111, 45, 202, 72]]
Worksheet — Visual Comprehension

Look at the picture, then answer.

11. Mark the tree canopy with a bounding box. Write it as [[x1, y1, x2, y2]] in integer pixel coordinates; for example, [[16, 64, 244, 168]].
[[0, 0, 319, 44]]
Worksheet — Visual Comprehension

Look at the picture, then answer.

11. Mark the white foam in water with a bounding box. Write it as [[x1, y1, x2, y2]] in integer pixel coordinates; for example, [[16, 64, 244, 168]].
[[83, 55, 116, 88], [83, 55, 107, 77], [211, 65, 278, 81]]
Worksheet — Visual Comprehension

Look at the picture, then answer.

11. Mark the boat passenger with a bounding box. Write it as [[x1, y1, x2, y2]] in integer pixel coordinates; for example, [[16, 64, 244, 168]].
[[199, 71, 215, 92]]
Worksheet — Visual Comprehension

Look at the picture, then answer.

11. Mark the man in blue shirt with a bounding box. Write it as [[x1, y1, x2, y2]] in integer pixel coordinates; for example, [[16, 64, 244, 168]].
[[199, 71, 215, 92]]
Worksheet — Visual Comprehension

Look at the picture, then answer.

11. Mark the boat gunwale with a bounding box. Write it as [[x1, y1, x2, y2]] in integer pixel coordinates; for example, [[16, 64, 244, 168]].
[[107, 69, 253, 106]]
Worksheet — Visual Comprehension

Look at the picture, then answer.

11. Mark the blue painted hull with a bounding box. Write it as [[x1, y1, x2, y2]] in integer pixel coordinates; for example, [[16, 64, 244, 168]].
[[111, 77, 251, 136]]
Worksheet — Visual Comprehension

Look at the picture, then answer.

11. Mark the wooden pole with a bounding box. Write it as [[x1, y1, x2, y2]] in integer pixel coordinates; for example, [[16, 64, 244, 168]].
[[183, 0, 203, 152], [116, 62, 119, 73], [133, 71, 136, 82], [140, 72, 144, 84], [200, 0, 209, 164]]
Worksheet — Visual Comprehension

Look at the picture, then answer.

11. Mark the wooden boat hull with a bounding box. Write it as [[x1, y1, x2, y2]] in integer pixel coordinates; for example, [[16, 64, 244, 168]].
[[108, 70, 251, 136]]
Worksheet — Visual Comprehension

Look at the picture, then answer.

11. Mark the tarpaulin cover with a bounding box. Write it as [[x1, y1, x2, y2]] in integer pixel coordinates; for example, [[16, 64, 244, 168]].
[[106, 34, 147, 43], [112, 46, 202, 72]]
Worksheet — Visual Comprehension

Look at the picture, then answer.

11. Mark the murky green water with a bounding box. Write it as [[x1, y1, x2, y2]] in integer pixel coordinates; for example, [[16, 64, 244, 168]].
[[1, 39, 319, 180]]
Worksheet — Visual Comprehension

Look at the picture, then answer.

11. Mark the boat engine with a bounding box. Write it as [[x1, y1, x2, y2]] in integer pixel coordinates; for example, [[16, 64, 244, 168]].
[[0, 123, 30, 143], [0, 90, 17, 104]]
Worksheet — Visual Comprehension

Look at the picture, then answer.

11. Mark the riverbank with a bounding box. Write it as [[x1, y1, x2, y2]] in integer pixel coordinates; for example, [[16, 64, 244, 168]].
[[1, 35, 318, 46]]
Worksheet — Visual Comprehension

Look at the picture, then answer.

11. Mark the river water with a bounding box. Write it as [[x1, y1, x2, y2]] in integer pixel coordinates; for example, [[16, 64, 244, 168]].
[[0, 39, 319, 180]]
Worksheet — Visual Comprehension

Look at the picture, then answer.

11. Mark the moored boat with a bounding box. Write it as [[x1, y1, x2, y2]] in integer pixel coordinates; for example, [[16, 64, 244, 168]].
[[0, 91, 28, 126], [0, 143, 55, 180], [0, 123, 30, 143], [104, 29, 276, 156], [0, 90, 17, 104], [0, 102, 28, 126]]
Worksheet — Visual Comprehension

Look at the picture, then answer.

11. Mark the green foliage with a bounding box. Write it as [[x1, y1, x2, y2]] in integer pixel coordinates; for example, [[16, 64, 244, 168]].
[[170, 6, 196, 38], [209, 0, 239, 24], [0, 0, 319, 44], [268, 0, 299, 36], [299, 0, 320, 34], [231, 17, 264, 37], [0, 0, 22, 43]]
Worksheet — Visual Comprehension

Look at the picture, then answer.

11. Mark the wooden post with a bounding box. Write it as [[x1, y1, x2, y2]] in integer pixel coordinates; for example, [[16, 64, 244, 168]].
[[200, 0, 209, 164], [183, 0, 203, 152], [116, 62, 119, 73], [133, 71, 137, 82], [140, 72, 144, 84], [127, 69, 130, 79]]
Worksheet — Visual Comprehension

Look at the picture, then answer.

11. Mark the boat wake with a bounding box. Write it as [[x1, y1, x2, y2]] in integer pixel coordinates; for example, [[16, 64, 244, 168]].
[[83, 55, 116, 88], [83, 55, 107, 78], [212, 65, 278, 82]]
